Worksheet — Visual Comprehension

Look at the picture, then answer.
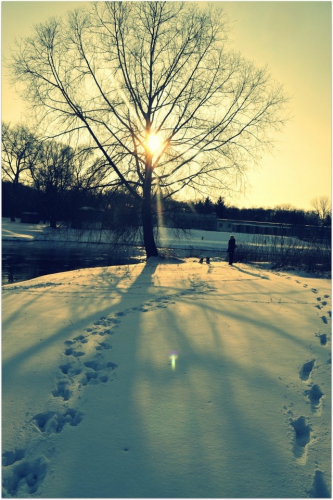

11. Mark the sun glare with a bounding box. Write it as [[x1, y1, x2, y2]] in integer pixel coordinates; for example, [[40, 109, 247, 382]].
[[147, 132, 163, 155]]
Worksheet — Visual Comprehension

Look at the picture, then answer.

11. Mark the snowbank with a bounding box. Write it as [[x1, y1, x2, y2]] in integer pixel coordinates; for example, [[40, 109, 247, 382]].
[[2, 259, 331, 498]]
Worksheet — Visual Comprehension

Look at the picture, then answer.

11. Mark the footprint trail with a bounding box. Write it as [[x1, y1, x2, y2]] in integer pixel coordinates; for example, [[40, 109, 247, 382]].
[[2, 284, 192, 497]]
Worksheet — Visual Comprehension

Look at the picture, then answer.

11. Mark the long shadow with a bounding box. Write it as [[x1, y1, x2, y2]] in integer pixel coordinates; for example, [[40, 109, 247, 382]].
[[55, 258, 184, 497], [62, 262, 312, 496], [232, 264, 270, 279], [115, 269, 303, 497], [2, 259, 322, 498], [2, 259, 168, 496]]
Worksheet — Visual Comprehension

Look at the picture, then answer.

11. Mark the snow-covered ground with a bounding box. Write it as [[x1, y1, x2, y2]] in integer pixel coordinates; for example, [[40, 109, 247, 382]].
[[2, 253, 331, 497]]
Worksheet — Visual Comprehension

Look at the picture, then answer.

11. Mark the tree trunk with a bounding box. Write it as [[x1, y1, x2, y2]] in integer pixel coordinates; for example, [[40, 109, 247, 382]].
[[142, 163, 158, 258], [49, 216, 57, 229], [10, 180, 19, 222], [141, 196, 158, 258]]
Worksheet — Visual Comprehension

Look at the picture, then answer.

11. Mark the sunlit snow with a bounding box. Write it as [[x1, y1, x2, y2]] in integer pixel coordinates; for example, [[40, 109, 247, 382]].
[[2, 222, 331, 498]]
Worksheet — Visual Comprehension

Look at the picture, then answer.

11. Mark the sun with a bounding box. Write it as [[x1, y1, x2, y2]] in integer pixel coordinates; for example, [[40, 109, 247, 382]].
[[146, 132, 163, 155]]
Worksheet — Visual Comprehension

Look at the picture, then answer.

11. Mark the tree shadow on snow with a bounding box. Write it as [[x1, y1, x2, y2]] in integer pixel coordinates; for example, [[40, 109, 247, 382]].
[[2, 259, 323, 498]]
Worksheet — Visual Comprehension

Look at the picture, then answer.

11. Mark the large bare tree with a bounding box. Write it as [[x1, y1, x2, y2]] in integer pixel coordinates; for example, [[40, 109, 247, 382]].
[[10, 1, 288, 257]]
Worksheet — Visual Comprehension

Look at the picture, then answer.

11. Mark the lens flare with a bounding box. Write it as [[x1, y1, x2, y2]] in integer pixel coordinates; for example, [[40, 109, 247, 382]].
[[169, 350, 178, 370]]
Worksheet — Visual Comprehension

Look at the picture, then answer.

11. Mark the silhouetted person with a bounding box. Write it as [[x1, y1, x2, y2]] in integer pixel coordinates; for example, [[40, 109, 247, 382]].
[[227, 235, 237, 265]]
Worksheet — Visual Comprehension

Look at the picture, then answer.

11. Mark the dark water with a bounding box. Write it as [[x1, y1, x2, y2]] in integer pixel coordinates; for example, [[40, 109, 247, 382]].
[[2, 241, 145, 284]]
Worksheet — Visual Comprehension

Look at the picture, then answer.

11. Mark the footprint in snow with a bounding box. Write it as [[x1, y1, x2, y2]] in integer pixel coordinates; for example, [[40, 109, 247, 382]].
[[88, 316, 120, 335], [290, 416, 311, 448], [59, 362, 82, 376], [300, 360, 315, 381], [80, 371, 100, 386], [80, 371, 111, 386], [31, 408, 83, 434], [79, 360, 118, 387], [61, 313, 120, 391], [96, 341, 112, 351], [59, 336, 118, 388], [64, 339, 75, 346], [94, 316, 120, 326], [304, 385, 323, 412], [2, 449, 25, 467], [2, 457, 47, 497], [73, 334, 88, 344], [52, 380, 72, 401], [64, 346, 85, 357], [2, 312, 121, 497], [114, 311, 128, 317], [315, 333, 328, 346], [321, 316, 328, 324], [308, 470, 331, 498], [84, 360, 104, 371], [96, 328, 114, 336], [290, 416, 311, 462]]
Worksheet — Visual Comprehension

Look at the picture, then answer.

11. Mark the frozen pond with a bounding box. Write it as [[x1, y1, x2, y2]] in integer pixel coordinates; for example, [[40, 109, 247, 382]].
[[1, 240, 228, 284], [2, 241, 145, 284], [1, 220, 230, 284], [3, 219, 328, 283]]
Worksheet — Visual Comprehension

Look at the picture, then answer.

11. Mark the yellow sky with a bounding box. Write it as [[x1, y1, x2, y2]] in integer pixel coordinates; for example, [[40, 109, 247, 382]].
[[1, 1, 332, 210]]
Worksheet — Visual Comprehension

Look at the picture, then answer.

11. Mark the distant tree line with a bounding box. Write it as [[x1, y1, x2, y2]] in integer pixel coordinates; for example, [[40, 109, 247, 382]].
[[191, 196, 331, 227], [2, 122, 331, 230], [2, 176, 331, 231]]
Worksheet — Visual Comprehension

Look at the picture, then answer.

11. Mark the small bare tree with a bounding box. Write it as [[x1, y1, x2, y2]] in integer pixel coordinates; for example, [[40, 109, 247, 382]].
[[2, 122, 40, 221], [10, 1, 288, 257], [311, 196, 331, 224]]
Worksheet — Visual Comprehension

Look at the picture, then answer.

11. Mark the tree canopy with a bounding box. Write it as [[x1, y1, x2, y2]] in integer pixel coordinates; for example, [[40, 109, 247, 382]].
[[2, 122, 40, 220], [10, 1, 288, 256]]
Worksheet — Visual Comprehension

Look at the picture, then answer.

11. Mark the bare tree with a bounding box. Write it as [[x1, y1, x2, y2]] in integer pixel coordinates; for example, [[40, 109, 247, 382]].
[[31, 140, 76, 228], [311, 196, 331, 223], [10, 1, 288, 257], [2, 122, 40, 221]]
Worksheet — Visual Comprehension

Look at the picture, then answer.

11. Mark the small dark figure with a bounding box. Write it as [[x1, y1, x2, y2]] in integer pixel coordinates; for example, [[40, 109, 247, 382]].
[[227, 235, 237, 265], [199, 257, 210, 264]]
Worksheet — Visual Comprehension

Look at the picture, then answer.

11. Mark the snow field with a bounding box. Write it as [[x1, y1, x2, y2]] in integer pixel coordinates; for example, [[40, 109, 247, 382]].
[[2, 259, 331, 497]]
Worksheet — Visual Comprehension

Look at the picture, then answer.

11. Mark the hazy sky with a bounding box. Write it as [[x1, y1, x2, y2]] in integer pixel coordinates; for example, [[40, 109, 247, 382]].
[[2, 1, 332, 210]]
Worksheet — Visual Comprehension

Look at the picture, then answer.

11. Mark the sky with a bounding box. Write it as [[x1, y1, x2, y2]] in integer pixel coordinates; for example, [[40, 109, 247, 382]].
[[1, 1, 332, 211]]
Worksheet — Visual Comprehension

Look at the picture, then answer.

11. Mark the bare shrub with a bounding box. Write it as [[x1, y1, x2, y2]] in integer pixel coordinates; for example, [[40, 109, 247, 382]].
[[236, 235, 331, 273]]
